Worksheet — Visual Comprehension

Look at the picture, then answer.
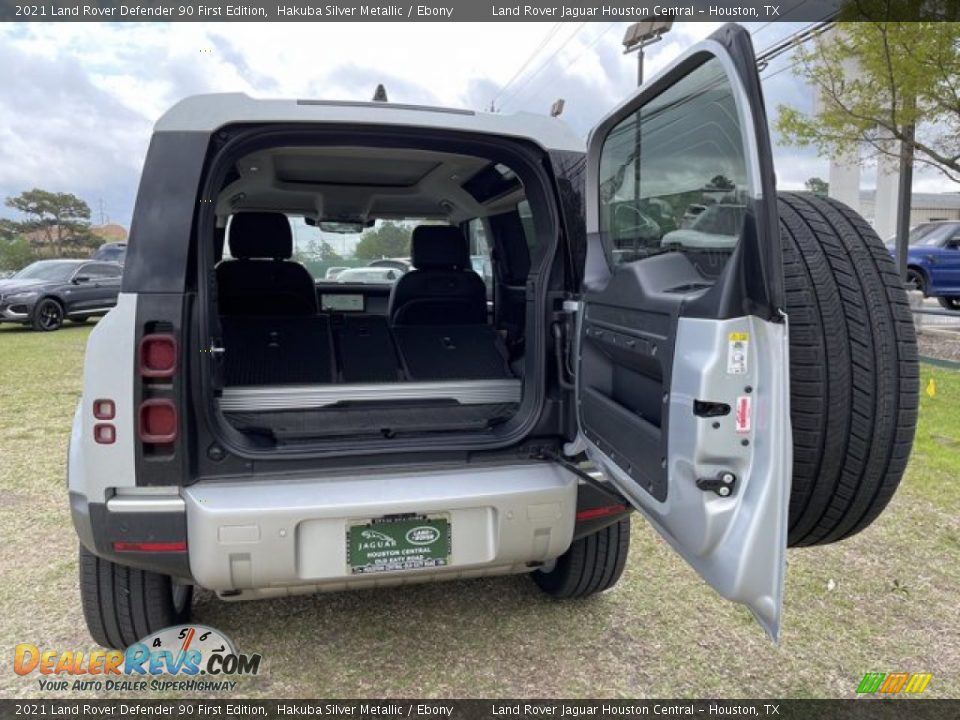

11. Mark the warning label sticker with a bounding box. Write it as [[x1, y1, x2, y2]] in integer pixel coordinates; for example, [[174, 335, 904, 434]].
[[735, 395, 752, 434], [727, 332, 749, 375]]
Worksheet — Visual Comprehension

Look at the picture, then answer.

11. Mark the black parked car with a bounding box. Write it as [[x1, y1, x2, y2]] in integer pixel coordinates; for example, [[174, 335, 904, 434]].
[[0, 259, 122, 331]]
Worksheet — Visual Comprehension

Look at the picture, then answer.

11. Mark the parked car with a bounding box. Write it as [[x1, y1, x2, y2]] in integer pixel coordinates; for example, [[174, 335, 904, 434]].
[[0, 259, 122, 331], [323, 266, 349, 279], [69, 24, 917, 650], [368, 257, 412, 273], [92, 242, 127, 265], [335, 266, 402, 284], [890, 221, 960, 310], [661, 203, 746, 249]]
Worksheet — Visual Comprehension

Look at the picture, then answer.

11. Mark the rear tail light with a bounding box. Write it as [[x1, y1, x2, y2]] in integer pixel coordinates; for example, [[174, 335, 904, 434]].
[[576, 504, 627, 521], [93, 423, 116, 445], [139, 334, 177, 378], [93, 399, 115, 420], [113, 541, 186, 553], [138, 399, 178, 443]]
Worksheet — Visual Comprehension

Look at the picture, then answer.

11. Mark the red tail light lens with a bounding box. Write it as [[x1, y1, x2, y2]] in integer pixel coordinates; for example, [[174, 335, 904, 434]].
[[93, 423, 116, 445], [138, 399, 177, 443], [575, 504, 627, 521], [139, 334, 177, 378], [113, 541, 186, 553], [93, 399, 115, 420]]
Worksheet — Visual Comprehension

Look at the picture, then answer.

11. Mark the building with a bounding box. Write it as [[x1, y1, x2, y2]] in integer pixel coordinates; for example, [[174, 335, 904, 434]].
[[858, 191, 960, 237]]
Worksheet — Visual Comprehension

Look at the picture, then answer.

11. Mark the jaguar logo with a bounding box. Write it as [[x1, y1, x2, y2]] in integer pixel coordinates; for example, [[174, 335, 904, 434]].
[[359, 530, 396, 549], [405, 526, 440, 546]]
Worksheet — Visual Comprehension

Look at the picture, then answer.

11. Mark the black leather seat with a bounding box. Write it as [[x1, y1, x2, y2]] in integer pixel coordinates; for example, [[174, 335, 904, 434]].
[[217, 212, 318, 316], [388, 226, 487, 325]]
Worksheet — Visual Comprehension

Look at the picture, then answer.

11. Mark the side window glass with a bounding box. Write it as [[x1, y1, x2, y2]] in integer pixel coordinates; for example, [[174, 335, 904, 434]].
[[517, 200, 537, 251], [598, 56, 749, 281], [467, 218, 493, 288]]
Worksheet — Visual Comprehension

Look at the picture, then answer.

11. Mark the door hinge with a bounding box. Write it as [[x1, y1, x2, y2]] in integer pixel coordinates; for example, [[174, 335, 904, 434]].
[[697, 471, 737, 497]]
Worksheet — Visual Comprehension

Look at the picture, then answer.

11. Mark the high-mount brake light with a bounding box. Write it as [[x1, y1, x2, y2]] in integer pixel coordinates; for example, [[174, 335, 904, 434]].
[[139, 334, 177, 378]]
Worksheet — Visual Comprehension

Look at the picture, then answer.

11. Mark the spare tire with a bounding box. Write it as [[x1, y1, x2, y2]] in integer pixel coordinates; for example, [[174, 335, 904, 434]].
[[778, 192, 919, 548]]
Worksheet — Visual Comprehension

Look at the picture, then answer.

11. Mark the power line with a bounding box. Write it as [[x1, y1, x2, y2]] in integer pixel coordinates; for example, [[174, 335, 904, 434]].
[[489, 23, 563, 111], [496, 22, 589, 111], [524, 22, 619, 107], [755, 20, 836, 69]]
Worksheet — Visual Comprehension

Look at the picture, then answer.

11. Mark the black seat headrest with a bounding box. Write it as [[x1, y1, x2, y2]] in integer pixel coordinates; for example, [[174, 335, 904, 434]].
[[411, 226, 469, 271], [228, 212, 293, 260]]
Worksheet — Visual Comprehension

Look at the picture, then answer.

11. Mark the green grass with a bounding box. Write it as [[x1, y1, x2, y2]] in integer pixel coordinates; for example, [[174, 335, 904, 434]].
[[1, 321, 958, 699]]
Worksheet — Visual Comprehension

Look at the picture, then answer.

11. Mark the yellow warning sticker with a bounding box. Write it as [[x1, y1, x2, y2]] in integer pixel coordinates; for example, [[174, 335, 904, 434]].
[[727, 332, 749, 375]]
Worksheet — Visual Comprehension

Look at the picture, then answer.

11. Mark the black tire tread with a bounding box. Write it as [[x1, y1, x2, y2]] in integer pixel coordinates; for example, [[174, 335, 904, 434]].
[[532, 518, 630, 598], [779, 193, 918, 547], [78, 544, 192, 649]]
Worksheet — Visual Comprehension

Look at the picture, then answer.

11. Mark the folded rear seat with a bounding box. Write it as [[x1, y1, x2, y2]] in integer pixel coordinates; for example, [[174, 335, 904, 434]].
[[393, 325, 512, 381], [221, 315, 334, 386], [333, 314, 403, 383], [221, 315, 512, 386]]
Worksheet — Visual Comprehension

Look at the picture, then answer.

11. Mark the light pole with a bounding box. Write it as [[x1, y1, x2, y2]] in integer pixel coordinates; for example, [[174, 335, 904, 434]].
[[622, 20, 674, 86], [622, 20, 673, 225]]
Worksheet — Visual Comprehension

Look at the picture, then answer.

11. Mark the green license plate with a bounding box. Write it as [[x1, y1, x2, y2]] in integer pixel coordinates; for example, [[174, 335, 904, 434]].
[[348, 516, 450, 575]]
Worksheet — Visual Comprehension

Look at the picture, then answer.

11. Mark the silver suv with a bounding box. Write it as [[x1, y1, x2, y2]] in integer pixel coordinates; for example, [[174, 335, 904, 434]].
[[69, 24, 917, 649]]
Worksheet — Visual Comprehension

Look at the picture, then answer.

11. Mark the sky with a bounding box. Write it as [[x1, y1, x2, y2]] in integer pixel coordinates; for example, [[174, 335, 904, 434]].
[[0, 20, 956, 230]]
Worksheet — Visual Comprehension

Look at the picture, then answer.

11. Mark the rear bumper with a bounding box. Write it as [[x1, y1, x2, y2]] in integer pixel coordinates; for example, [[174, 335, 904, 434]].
[[183, 463, 577, 594]]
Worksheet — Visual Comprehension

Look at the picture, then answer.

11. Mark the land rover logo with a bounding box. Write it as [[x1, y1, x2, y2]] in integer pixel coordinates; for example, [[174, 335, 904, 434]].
[[406, 526, 440, 546]]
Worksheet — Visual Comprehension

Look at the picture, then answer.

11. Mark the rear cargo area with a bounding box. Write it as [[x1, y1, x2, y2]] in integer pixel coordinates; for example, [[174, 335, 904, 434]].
[[218, 313, 520, 440], [199, 136, 552, 449]]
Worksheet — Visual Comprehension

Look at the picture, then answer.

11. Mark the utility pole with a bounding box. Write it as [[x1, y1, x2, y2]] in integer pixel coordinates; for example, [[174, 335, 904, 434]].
[[895, 97, 916, 284], [621, 20, 673, 230]]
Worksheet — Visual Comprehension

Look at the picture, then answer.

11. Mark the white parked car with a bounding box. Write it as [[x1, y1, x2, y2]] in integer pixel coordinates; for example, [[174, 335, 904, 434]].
[[662, 203, 746, 249], [335, 266, 402, 284]]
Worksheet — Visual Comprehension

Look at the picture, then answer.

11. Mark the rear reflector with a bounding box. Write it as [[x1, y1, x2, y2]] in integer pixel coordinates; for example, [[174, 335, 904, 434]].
[[138, 399, 177, 443], [93, 423, 116, 445], [93, 399, 115, 420], [113, 541, 186, 553], [576, 504, 627, 521], [139, 334, 177, 378]]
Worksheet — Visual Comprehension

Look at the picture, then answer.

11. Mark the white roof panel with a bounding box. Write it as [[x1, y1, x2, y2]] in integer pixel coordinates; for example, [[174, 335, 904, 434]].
[[155, 93, 584, 153]]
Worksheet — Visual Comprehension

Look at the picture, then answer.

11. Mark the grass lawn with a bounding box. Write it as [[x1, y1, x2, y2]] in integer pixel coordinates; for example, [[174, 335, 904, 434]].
[[1, 320, 958, 699]]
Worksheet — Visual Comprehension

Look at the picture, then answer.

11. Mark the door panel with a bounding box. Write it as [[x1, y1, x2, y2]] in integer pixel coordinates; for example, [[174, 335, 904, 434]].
[[578, 24, 791, 639]]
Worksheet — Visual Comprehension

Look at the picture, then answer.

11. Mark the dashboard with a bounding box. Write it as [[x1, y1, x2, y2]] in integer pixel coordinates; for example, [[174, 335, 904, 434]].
[[314, 282, 391, 315]]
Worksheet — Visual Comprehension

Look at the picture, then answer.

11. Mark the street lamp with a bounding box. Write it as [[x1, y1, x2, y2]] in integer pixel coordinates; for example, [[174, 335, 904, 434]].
[[622, 20, 674, 86]]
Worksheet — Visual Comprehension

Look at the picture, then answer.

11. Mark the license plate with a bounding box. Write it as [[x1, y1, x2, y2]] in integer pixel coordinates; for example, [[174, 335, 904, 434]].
[[348, 516, 450, 574]]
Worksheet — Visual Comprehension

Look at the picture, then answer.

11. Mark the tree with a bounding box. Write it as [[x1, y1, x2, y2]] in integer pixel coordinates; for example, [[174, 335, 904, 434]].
[[354, 222, 411, 260], [0, 236, 35, 272], [4, 189, 93, 256], [707, 174, 736, 192], [316, 240, 342, 261], [804, 177, 830, 195], [777, 21, 960, 182], [294, 238, 342, 264]]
